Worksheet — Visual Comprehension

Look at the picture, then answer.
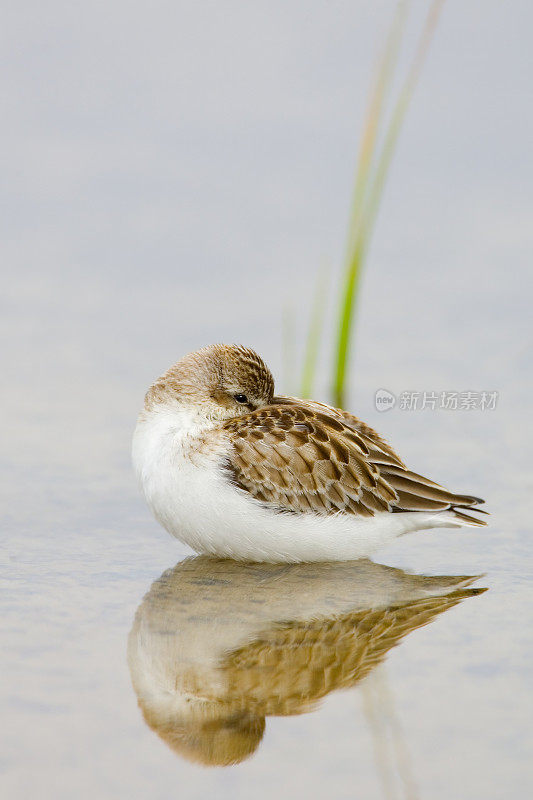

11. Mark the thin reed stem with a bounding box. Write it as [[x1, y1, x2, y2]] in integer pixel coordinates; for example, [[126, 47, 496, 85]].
[[332, 0, 444, 409]]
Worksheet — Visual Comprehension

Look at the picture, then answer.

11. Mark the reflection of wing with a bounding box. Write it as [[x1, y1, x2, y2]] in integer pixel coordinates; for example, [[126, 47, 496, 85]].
[[128, 557, 487, 766], [223, 588, 486, 716], [224, 398, 486, 522]]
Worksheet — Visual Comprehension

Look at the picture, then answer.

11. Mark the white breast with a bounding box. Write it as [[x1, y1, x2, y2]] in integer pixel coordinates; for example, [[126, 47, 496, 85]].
[[132, 405, 231, 553]]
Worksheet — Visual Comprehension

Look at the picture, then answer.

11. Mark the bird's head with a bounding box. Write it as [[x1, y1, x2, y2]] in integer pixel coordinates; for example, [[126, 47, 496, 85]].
[[144, 344, 275, 422]]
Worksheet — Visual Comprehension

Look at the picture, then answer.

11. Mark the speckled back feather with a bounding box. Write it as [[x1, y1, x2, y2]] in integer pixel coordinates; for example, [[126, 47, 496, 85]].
[[224, 399, 486, 522]]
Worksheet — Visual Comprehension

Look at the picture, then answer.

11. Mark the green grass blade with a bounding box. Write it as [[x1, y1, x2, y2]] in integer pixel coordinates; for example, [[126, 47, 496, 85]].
[[332, 0, 445, 409], [332, 236, 365, 408], [363, 0, 446, 241], [300, 264, 330, 399], [333, 4, 408, 409], [345, 1, 408, 262]]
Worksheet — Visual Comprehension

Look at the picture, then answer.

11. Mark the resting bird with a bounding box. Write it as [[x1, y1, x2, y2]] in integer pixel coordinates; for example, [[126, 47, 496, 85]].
[[132, 344, 486, 562]]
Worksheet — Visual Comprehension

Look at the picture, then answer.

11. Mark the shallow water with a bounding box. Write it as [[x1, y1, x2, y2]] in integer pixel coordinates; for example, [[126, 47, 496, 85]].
[[2, 2, 533, 798], [128, 558, 488, 770], [3, 335, 532, 800]]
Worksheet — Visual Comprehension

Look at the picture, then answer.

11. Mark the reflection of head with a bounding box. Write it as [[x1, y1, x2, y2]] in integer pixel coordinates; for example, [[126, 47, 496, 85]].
[[141, 707, 265, 767], [128, 556, 486, 766]]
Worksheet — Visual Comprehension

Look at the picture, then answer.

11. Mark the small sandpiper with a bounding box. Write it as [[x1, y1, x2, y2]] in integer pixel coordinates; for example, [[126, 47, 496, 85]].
[[132, 344, 486, 562]]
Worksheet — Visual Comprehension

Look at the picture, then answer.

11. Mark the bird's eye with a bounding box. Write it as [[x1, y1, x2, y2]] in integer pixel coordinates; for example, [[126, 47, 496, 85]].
[[234, 394, 248, 404]]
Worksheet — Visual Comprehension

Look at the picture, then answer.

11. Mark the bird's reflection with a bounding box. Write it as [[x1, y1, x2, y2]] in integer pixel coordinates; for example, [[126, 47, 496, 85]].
[[128, 557, 485, 767]]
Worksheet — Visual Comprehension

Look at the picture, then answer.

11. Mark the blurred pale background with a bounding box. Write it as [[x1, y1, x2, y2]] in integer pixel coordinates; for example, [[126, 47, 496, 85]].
[[2, 2, 532, 799]]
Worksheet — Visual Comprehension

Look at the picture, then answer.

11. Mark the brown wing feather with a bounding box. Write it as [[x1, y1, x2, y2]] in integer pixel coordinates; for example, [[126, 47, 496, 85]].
[[224, 400, 485, 521], [274, 395, 406, 468], [228, 406, 386, 514]]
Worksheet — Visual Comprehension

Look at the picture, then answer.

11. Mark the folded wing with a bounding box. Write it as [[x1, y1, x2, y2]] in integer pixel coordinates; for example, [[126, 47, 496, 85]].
[[223, 399, 485, 524]]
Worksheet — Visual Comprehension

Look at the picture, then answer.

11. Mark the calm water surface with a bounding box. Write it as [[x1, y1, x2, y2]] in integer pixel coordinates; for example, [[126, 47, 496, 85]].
[[2, 3, 533, 797], [2, 290, 531, 799]]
